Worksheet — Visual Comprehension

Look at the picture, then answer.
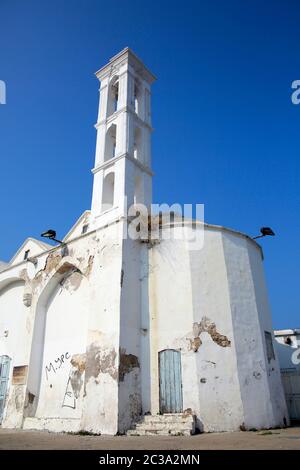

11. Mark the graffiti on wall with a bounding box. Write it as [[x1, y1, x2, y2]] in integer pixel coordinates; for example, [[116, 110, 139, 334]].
[[45, 352, 70, 380], [44, 351, 85, 410], [62, 366, 84, 409]]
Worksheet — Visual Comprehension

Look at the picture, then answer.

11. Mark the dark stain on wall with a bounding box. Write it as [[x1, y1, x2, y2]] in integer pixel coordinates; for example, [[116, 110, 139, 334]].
[[119, 349, 140, 381], [85, 343, 118, 384]]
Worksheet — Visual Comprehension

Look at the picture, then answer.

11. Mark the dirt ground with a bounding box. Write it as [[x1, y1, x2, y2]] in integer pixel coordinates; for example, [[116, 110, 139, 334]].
[[0, 426, 300, 450]]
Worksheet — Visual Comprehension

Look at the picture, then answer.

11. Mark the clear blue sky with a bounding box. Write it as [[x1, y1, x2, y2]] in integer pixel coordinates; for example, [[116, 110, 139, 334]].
[[0, 0, 299, 329]]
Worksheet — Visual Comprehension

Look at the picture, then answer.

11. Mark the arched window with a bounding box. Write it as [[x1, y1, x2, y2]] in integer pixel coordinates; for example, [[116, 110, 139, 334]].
[[134, 175, 142, 206], [134, 81, 140, 115], [107, 77, 119, 117], [102, 172, 115, 212], [145, 88, 151, 123], [104, 124, 117, 161], [134, 80, 143, 117], [133, 127, 142, 161]]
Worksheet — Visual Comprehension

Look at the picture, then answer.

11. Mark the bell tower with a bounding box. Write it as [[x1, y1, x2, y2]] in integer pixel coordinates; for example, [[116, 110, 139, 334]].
[[91, 48, 156, 228]]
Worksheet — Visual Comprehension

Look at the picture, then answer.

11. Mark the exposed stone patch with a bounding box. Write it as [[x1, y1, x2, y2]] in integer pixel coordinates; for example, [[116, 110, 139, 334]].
[[57, 262, 76, 275], [44, 253, 62, 273], [31, 252, 62, 291], [85, 343, 118, 384], [191, 316, 231, 350], [71, 354, 86, 373], [190, 336, 202, 352], [119, 349, 140, 382]]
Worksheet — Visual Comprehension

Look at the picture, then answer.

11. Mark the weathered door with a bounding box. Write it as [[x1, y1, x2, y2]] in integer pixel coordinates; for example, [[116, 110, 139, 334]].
[[281, 369, 300, 420], [159, 349, 183, 413], [0, 355, 11, 424]]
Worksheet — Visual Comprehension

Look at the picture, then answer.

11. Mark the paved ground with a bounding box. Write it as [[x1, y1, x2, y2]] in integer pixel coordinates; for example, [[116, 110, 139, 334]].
[[0, 426, 300, 450]]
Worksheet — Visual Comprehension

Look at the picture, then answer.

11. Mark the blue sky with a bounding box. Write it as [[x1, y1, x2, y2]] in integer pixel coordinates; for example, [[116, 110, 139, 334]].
[[0, 0, 299, 328]]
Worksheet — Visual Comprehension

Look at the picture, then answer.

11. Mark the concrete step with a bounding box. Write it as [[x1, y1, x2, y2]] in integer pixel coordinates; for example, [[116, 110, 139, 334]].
[[140, 414, 193, 425], [135, 422, 192, 431], [127, 413, 195, 436]]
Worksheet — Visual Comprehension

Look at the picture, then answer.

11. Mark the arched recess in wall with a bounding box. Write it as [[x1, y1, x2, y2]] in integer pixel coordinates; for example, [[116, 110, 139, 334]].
[[134, 175, 142, 206], [26, 262, 89, 420], [102, 172, 115, 212], [104, 124, 117, 161], [134, 79, 143, 118], [0, 279, 27, 365], [134, 127, 142, 161], [107, 76, 119, 117]]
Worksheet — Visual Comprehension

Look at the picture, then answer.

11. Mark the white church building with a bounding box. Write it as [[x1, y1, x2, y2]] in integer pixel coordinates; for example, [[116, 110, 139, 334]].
[[0, 48, 288, 435]]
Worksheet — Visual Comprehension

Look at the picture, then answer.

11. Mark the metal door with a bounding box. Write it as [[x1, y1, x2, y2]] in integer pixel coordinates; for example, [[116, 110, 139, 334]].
[[0, 355, 11, 424], [159, 349, 183, 413], [281, 369, 300, 420]]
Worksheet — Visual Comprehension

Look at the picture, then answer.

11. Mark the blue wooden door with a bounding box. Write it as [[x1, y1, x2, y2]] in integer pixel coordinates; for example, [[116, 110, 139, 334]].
[[159, 349, 183, 413], [0, 355, 11, 423]]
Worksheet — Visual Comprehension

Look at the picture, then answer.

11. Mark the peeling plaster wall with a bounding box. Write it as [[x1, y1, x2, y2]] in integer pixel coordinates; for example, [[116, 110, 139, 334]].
[[149, 228, 243, 432], [0, 219, 287, 434], [79, 223, 123, 435], [0, 280, 29, 428], [0, 221, 125, 434], [149, 225, 287, 432], [223, 233, 288, 429], [188, 229, 243, 432]]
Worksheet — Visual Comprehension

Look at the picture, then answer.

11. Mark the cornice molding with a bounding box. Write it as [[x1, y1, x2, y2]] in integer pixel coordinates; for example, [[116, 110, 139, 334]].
[[95, 47, 156, 84], [92, 152, 154, 176], [95, 106, 153, 132]]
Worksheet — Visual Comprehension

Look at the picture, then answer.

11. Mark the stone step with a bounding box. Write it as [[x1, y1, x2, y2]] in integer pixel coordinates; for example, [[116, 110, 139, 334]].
[[140, 414, 193, 424], [135, 421, 192, 431], [127, 413, 195, 437]]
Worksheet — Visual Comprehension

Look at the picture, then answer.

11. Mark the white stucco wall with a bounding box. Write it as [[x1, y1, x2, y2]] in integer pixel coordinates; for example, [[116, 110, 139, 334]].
[[148, 224, 288, 432], [0, 220, 288, 434], [274, 330, 300, 371], [0, 221, 126, 434]]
